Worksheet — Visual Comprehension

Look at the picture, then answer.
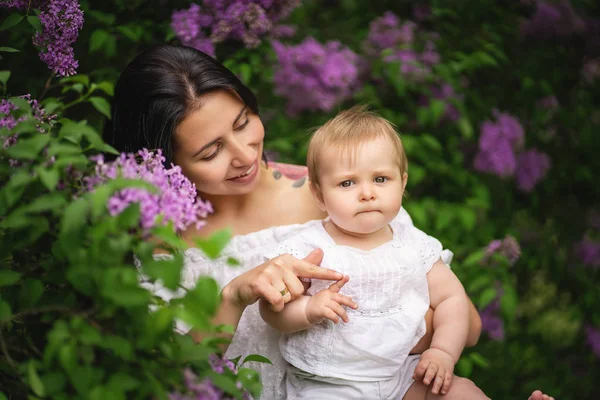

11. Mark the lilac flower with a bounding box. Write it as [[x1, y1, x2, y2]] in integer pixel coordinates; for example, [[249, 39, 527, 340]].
[[515, 149, 551, 192], [413, 4, 432, 22], [521, 0, 585, 40], [484, 236, 522, 266], [473, 111, 525, 178], [480, 296, 504, 341], [272, 37, 361, 116], [169, 356, 249, 400], [585, 326, 600, 358], [420, 83, 462, 123], [0, 0, 30, 10], [575, 237, 600, 268], [1, 95, 56, 148], [85, 149, 212, 232], [365, 12, 417, 54], [28, 0, 84, 77], [170, 1, 301, 53], [537, 95, 560, 112]]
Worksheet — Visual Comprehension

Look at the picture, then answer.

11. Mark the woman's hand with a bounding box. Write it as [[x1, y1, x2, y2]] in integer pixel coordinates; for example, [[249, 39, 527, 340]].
[[224, 249, 343, 312]]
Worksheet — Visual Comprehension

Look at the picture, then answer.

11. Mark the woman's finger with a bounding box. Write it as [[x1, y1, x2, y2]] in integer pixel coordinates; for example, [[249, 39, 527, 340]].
[[281, 268, 306, 300], [328, 275, 349, 293], [260, 284, 286, 312], [332, 294, 357, 310], [291, 256, 343, 281], [327, 301, 349, 323]]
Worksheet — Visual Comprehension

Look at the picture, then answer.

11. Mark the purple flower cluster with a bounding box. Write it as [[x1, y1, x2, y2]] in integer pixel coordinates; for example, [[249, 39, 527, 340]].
[[272, 37, 361, 116], [169, 355, 249, 400], [171, 1, 301, 55], [585, 326, 600, 358], [1, 95, 56, 152], [4, 0, 85, 76], [484, 236, 522, 266], [474, 110, 551, 192], [575, 236, 600, 268], [85, 149, 212, 232], [480, 295, 505, 341], [521, 0, 586, 40], [364, 11, 440, 83], [420, 83, 463, 123]]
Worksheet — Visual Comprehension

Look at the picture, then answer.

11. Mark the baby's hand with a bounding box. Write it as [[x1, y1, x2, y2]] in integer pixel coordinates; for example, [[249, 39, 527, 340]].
[[305, 275, 357, 324], [413, 348, 456, 395]]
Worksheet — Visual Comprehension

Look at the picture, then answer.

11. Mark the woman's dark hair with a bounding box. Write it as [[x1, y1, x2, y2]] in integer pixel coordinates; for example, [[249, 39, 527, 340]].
[[103, 44, 259, 165]]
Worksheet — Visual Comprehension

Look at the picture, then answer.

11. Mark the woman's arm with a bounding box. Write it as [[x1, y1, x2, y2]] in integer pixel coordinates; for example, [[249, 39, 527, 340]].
[[189, 249, 343, 346]]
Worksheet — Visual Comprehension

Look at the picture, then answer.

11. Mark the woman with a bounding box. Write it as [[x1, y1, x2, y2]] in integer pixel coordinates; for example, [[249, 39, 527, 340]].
[[104, 45, 553, 400]]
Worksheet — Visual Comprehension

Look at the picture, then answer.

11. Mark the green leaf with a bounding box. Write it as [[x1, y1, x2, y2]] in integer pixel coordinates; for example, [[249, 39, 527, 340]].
[[142, 255, 183, 290], [457, 117, 473, 139], [60, 198, 88, 237], [0, 47, 19, 53], [186, 276, 220, 316], [37, 167, 60, 191], [463, 249, 485, 267], [0, 70, 10, 86], [209, 373, 243, 397], [241, 354, 272, 365], [478, 287, 497, 309], [116, 202, 141, 229], [0, 14, 24, 31], [89, 29, 110, 52], [94, 81, 115, 96], [468, 352, 490, 368], [89, 96, 111, 118], [456, 357, 473, 377], [0, 270, 22, 286], [226, 257, 240, 266], [195, 228, 232, 259], [0, 300, 11, 322], [20, 279, 45, 308], [429, 99, 446, 125], [5, 134, 51, 160], [27, 15, 42, 32], [28, 361, 46, 397], [107, 373, 139, 392], [499, 281, 518, 322]]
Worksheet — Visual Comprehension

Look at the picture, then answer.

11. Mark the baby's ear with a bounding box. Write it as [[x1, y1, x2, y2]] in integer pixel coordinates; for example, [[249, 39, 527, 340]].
[[401, 173, 408, 192], [308, 181, 327, 212]]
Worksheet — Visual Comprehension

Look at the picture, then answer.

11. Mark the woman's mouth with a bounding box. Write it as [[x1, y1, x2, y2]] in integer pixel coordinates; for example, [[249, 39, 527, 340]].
[[228, 161, 258, 184]]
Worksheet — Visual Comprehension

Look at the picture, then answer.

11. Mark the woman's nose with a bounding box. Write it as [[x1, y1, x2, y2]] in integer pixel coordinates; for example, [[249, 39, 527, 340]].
[[230, 139, 255, 167]]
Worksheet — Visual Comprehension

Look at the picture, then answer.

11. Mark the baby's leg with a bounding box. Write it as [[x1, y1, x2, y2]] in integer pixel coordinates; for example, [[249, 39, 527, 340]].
[[403, 375, 490, 400]]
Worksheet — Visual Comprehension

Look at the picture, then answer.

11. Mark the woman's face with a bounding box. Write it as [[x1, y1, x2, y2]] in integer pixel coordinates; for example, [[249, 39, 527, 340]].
[[173, 90, 265, 196]]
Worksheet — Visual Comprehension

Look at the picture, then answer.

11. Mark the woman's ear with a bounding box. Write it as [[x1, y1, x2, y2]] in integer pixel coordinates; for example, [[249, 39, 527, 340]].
[[309, 181, 327, 212]]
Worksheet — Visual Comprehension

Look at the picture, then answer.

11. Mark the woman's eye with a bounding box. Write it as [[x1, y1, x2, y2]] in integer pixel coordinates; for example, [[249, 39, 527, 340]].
[[340, 180, 354, 188], [235, 117, 249, 131], [201, 143, 221, 161], [374, 176, 387, 183]]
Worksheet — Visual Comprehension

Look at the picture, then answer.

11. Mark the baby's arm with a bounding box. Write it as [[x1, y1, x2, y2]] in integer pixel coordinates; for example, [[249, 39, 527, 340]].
[[427, 258, 470, 359], [413, 258, 470, 395], [259, 276, 356, 334]]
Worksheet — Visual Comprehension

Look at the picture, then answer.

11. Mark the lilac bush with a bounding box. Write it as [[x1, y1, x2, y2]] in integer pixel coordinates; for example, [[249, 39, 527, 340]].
[[480, 296, 505, 341], [272, 37, 361, 115], [85, 149, 213, 231], [585, 326, 600, 358], [484, 235, 522, 266], [171, 0, 301, 55], [515, 149, 551, 193], [1, 0, 84, 76]]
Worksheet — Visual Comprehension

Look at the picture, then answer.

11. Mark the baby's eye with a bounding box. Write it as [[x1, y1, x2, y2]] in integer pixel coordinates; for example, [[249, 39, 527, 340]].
[[340, 180, 354, 188], [374, 176, 388, 183]]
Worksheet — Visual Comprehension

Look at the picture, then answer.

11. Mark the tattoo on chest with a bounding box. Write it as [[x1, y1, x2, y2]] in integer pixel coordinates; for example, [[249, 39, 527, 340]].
[[292, 176, 306, 188], [273, 170, 282, 180]]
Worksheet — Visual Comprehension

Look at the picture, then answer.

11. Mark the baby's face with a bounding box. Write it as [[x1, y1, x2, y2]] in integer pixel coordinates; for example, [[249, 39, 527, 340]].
[[315, 136, 407, 235]]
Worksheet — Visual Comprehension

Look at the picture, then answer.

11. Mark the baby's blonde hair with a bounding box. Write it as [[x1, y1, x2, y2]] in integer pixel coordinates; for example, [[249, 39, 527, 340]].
[[307, 105, 408, 192]]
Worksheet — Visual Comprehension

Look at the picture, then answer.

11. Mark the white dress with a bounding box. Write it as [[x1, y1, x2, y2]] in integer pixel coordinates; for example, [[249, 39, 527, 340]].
[[146, 208, 453, 400]]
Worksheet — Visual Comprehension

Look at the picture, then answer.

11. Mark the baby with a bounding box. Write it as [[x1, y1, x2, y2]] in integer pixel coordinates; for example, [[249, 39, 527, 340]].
[[259, 106, 490, 399]]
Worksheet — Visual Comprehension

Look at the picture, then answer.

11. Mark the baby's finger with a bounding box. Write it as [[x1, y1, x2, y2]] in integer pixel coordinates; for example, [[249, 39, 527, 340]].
[[327, 301, 349, 323], [327, 275, 349, 293], [331, 293, 358, 309], [412, 359, 430, 381], [431, 374, 444, 394], [441, 371, 452, 395], [422, 363, 439, 386], [320, 307, 340, 324]]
